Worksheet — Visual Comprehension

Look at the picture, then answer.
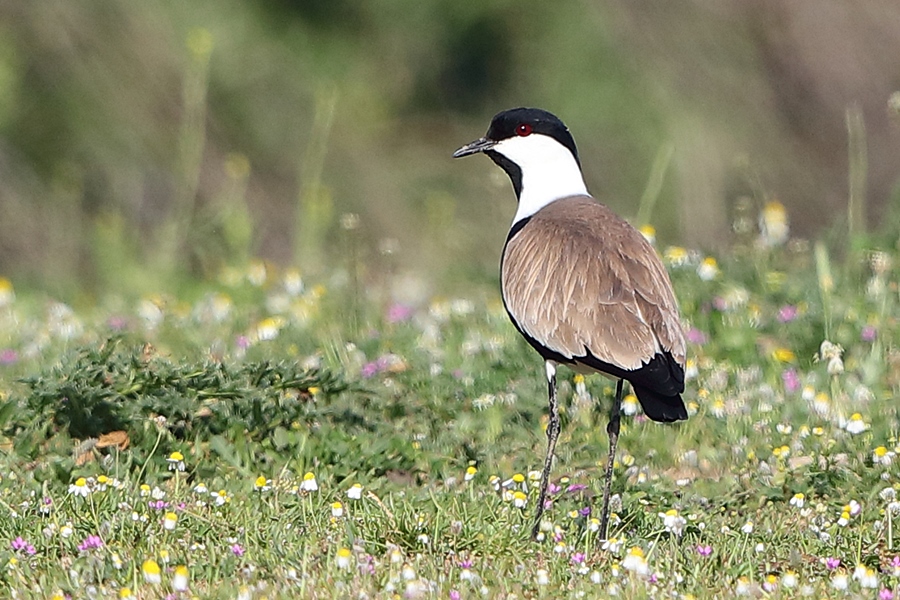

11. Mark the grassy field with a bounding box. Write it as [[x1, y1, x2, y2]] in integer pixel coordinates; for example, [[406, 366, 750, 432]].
[[0, 227, 899, 599]]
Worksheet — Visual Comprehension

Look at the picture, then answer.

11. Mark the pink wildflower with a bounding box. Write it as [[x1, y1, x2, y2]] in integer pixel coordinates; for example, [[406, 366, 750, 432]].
[[686, 328, 707, 345], [782, 368, 801, 393], [386, 303, 414, 323], [11, 537, 36, 555], [77, 535, 103, 552], [777, 305, 798, 323]]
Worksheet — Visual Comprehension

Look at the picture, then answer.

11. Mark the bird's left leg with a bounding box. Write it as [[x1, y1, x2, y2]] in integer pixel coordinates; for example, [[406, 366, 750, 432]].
[[598, 378, 624, 540], [531, 360, 560, 540]]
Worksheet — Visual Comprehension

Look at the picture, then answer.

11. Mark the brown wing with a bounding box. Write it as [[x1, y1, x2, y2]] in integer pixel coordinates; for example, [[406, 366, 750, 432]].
[[501, 195, 685, 372]]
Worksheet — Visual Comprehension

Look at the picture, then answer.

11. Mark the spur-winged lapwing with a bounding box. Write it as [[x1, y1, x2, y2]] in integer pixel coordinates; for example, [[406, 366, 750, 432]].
[[453, 107, 687, 540]]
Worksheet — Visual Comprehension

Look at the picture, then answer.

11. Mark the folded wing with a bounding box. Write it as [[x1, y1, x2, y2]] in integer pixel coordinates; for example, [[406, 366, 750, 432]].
[[501, 195, 687, 421]]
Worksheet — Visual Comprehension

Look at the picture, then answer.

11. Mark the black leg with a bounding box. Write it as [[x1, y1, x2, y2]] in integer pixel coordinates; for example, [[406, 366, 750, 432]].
[[531, 362, 560, 540], [598, 379, 623, 540]]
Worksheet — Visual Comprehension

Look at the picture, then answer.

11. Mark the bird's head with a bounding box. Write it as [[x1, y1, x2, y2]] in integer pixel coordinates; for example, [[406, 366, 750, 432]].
[[454, 108, 587, 221]]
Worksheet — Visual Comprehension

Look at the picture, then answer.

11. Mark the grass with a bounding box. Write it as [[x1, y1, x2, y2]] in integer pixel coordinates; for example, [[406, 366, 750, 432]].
[[0, 228, 899, 599]]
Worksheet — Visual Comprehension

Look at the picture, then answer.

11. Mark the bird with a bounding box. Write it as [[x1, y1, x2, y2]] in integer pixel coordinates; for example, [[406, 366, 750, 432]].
[[453, 107, 687, 540]]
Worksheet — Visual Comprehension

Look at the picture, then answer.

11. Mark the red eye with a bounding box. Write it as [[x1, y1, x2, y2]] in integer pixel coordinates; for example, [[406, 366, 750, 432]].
[[516, 123, 533, 137]]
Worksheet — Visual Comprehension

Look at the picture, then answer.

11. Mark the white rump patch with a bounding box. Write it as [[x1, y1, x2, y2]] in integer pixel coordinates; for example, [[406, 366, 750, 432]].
[[545, 360, 557, 383]]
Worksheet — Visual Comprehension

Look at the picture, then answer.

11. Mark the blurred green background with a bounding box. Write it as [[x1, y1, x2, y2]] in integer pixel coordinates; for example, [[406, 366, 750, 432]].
[[1, 1, 899, 301]]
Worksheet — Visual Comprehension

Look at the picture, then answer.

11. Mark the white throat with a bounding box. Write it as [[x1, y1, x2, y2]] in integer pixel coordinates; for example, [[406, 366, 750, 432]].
[[493, 134, 589, 224]]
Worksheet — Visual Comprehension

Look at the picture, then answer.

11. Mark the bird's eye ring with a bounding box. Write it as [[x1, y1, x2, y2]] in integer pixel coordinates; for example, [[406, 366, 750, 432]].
[[516, 123, 533, 137]]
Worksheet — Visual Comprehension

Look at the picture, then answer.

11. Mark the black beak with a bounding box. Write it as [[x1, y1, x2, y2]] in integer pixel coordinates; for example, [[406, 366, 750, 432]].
[[453, 137, 496, 158]]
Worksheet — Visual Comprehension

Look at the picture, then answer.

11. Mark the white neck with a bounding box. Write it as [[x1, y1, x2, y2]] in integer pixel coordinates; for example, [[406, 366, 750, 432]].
[[493, 134, 589, 224]]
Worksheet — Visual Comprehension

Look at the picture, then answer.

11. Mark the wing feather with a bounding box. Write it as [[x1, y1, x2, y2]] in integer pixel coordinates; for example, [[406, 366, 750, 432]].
[[502, 195, 685, 372]]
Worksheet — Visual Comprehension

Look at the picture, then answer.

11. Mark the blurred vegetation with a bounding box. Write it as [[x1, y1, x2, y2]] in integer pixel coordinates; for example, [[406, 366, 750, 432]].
[[0, 1, 899, 301]]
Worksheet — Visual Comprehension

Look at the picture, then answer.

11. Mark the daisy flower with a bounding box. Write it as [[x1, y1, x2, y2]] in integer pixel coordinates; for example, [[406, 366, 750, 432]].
[[622, 394, 639, 416], [347, 483, 363, 500], [142, 560, 162, 584], [664, 246, 689, 267], [255, 316, 283, 341], [846, 413, 868, 434], [167, 451, 185, 471], [758, 200, 789, 246], [659, 509, 686, 535], [336, 547, 352, 570], [831, 572, 849, 590], [735, 576, 753, 595], [602, 536, 624, 553], [173, 565, 189, 591], [512, 491, 527, 508], [504, 473, 526, 491], [69, 478, 90, 497], [0, 277, 14, 306], [300, 472, 318, 492], [874, 446, 895, 466], [853, 564, 878, 588], [782, 571, 798, 588], [622, 547, 649, 576], [163, 512, 178, 531], [697, 257, 719, 281]]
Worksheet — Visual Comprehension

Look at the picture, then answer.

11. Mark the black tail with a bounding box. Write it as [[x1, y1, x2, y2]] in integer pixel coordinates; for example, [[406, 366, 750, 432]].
[[573, 349, 687, 422], [630, 384, 688, 422]]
